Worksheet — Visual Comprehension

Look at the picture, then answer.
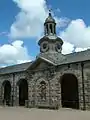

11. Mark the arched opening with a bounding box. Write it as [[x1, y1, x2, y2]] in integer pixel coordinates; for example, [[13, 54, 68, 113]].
[[46, 24, 48, 34], [54, 25, 56, 34], [50, 24, 53, 33], [60, 73, 79, 109], [18, 79, 28, 106], [2, 81, 11, 105]]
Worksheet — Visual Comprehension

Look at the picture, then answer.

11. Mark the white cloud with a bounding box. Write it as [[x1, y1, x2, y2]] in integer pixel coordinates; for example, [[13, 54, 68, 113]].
[[56, 17, 70, 28], [10, 0, 48, 38], [60, 19, 90, 54], [9, 0, 90, 57], [9, 0, 69, 39], [62, 41, 74, 54], [75, 47, 88, 52], [0, 65, 6, 68], [0, 40, 31, 65]]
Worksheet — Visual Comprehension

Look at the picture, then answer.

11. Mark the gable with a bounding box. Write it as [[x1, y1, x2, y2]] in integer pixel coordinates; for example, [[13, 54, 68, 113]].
[[33, 61, 52, 70], [27, 57, 55, 71]]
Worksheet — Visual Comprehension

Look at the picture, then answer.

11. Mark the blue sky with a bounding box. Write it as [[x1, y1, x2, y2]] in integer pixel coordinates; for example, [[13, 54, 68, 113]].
[[0, 0, 90, 66], [49, 0, 90, 23]]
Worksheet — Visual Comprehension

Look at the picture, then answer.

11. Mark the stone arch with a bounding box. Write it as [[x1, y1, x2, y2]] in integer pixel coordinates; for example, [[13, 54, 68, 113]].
[[1, 80, 11, 105], [60, 73, 79, 109], [17, 79, 28, 106]]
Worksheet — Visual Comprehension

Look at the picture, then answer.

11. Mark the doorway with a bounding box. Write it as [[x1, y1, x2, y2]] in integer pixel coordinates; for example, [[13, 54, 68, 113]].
[[3, 81, 11, 105], [61, 74, 79, 109], [18, 79, 28, 106]]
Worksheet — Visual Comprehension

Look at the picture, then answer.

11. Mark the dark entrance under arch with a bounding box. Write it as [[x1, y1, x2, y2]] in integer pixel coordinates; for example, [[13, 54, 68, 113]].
[[61, 74, 79, 109], [18, 79, 28, 106], [3, 81, 11, 105]]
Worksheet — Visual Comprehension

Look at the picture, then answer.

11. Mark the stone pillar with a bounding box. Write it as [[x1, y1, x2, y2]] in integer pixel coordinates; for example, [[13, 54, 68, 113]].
[[16, 86, 19, 106], [78, 64, 86, 110], [12, 85, 17, 106], [82, 72, 90, 110], [10, 74, 17, 106], [1, 86, 4, 100], [28, 81, 32, 107], [57, 82, 61, 108], [86, 75, 90, 110], [11, 85, 13, 106], [1, 86, 4, 105], [78, 79, 84, 110], [84, 80, 89, 110], [0, 84, 1, 102], [50, 78, 61, 109]]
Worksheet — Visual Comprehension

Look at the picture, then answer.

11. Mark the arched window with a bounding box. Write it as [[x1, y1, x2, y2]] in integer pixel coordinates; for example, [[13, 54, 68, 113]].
[[46, 24, 48, 34], [54, 25, 56, 34], [50, 24, 53, 33]]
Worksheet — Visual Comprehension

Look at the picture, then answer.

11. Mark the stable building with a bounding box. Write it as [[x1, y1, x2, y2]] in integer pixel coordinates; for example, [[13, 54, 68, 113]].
[[0, 12, 90, 110]]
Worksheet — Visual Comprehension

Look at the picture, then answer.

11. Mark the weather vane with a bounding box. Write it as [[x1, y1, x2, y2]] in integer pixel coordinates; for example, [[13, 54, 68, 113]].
[[49, 9, 52, 13], [49, 8, 52, 16]]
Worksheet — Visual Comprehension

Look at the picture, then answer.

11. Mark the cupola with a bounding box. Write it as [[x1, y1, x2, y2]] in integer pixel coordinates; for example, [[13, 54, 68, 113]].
[[44, 10, 56, 35], [38, 10, 63, 54]]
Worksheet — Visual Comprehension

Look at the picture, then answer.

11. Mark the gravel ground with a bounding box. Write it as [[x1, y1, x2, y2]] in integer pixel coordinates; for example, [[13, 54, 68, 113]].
[[0, 107, 90, 120]]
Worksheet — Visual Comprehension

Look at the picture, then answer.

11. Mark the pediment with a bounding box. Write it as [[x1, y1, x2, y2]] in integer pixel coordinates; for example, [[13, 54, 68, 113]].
[[27, 57, 55, 71]]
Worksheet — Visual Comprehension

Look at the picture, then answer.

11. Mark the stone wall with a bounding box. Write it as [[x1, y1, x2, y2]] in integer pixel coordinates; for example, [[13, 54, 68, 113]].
[[0, 71, 27, 106], [27, 63, 82, 109], [82, 61, 90, 110], [27, 61, 90, 110], [0, 61, 90, 110]]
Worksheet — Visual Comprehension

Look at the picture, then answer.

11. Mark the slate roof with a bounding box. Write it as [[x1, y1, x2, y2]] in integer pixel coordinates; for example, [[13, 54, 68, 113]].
[[0, 62, 32, 75], [45, 12, 55, 23], [39, 49, 90, 65], [61, 49, 90, 65], [0, 49, 90, 75]]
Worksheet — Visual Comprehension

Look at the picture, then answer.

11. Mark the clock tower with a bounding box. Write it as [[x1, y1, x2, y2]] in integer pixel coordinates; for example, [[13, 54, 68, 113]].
[[38, 11, 63, 54]]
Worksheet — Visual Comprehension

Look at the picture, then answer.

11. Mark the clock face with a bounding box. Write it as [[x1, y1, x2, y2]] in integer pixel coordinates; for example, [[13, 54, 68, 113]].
[[40, 41, 49, 52], [55, 43, 62, 52]]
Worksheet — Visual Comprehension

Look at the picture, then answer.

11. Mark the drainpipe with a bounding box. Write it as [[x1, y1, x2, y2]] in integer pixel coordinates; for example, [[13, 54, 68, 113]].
[[81, 62, 86, 110]]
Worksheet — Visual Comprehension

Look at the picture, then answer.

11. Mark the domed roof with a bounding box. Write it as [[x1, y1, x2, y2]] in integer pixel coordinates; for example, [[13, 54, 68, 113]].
[[45, 12, 56, 24]]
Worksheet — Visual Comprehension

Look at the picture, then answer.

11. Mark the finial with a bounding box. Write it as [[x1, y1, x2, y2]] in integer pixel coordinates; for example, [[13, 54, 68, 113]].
[[49, 9, 52, 16]]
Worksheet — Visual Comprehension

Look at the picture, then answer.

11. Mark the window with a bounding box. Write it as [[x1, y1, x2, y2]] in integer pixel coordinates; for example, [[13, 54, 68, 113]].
[[43, 43, 47, 49]]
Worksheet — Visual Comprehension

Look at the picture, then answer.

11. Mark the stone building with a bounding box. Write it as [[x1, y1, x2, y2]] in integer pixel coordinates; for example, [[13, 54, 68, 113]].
[[0, 11, 90, 110]]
